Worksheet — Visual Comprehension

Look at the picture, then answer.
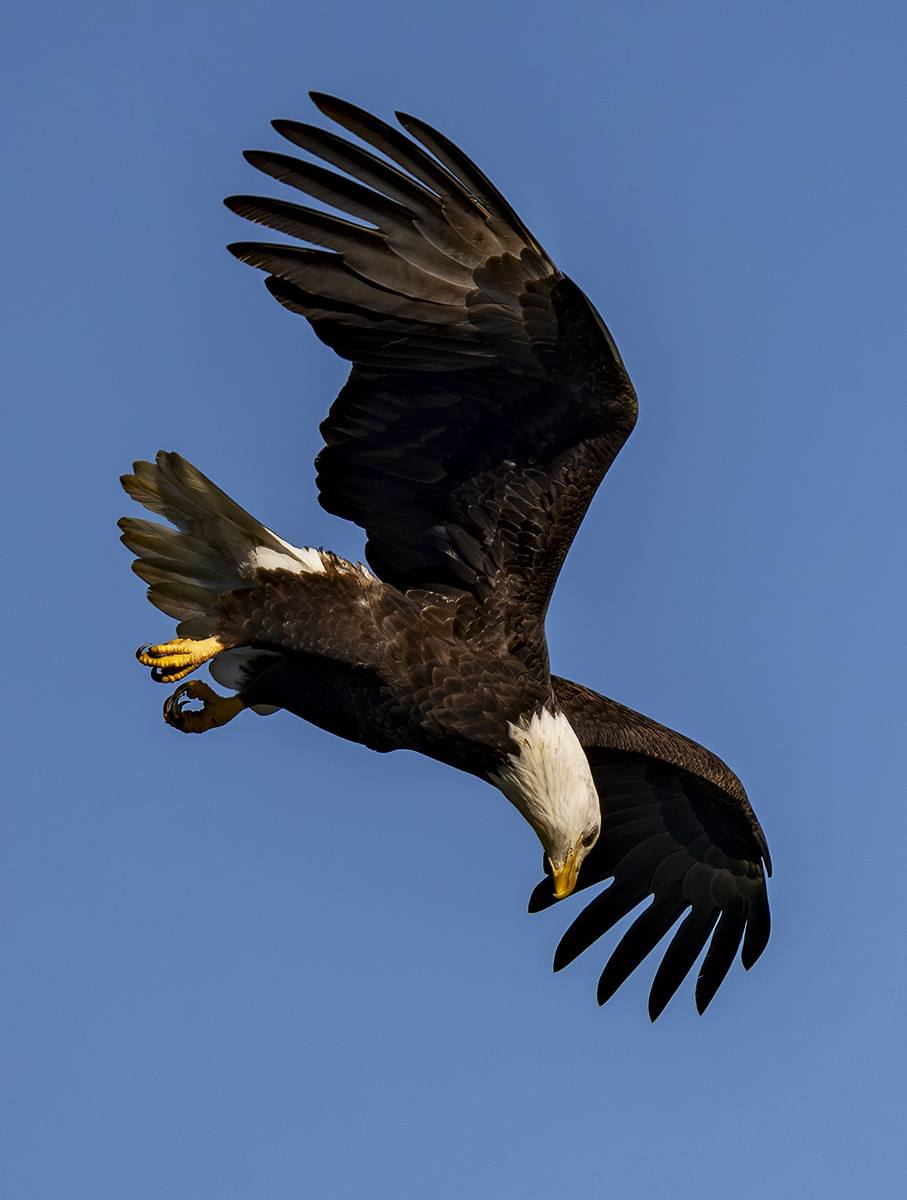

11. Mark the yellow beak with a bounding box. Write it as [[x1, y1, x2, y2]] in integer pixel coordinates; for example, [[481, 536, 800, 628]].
[[550, 846, 582, 899]]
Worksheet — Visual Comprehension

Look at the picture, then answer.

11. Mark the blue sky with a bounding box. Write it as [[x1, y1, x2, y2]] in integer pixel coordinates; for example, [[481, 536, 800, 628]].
[[2, 1, 906, 1196]]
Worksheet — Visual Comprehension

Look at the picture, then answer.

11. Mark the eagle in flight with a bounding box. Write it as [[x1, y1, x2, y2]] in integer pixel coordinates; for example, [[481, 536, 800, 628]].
[[120, 94, 771, 1019]]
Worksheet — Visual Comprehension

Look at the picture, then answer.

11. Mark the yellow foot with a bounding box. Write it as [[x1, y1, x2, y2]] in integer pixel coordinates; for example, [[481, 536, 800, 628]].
[[136, 636, 224, 683], [163, 680, 245, 734]]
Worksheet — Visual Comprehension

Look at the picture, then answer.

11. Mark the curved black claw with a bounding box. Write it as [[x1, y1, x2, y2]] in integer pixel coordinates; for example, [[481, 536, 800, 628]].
[[163, 680, 243, 733]]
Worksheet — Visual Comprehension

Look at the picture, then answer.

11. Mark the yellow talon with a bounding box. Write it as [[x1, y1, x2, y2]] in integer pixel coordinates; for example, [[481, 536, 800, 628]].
[[136, 636, 224, 683], [163, 680, 245, 733]]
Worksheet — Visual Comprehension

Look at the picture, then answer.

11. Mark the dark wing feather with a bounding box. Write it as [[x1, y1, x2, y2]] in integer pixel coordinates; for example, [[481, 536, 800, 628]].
[[225, 94, 637, 614], [647, 902, 719, 1021], [530, 678, 771, 1018]]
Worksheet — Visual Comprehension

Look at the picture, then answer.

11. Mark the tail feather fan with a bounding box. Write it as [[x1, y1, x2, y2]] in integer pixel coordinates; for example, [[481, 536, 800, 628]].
[[119, 451, 328, 637]]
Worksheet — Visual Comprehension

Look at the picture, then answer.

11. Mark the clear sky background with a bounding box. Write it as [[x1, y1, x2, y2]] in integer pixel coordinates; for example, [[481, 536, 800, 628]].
[[2, 2, 905, 1197]]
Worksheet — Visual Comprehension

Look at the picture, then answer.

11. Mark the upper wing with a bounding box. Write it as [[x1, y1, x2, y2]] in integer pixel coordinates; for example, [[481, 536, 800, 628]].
[[225, 94, 637, 618], [530, 677, 771, 1019]]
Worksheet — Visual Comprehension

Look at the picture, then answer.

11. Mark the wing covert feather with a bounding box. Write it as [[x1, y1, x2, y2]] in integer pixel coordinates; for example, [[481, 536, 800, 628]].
[[226, 94, 637, 610], [532, 678, 771, 1018]]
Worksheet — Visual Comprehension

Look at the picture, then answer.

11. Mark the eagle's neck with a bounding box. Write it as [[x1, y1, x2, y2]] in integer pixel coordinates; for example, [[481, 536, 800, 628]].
[[488, 706, 598, 853]]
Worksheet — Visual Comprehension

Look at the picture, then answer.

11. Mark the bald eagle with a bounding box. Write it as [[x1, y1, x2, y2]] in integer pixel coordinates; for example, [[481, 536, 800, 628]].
[[120, 94, 770, 1019]]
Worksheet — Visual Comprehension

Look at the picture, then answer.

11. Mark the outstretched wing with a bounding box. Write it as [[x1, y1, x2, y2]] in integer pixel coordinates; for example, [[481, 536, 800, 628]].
[[532, 678, 771, 1019], [226, 94, 637, 617]]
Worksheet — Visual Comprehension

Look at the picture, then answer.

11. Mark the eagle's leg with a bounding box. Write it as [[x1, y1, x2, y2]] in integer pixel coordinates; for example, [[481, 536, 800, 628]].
[[163, 680, 245, 733], [136, 636, 224, 683]]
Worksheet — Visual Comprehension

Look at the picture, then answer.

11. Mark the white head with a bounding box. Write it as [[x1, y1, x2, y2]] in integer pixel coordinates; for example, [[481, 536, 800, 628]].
[[490, 707, 601, 897]]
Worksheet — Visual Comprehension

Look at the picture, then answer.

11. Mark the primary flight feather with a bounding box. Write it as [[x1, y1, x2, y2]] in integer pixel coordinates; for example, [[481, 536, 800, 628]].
[[120, 93, 770, 1018]]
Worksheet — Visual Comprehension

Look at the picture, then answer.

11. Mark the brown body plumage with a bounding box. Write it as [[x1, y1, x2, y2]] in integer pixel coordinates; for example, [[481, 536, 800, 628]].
[[120, 94, 770, 1018]]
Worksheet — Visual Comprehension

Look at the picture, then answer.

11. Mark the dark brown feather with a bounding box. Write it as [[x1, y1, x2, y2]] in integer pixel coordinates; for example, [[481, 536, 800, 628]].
[[225, 94, 637, 620]]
